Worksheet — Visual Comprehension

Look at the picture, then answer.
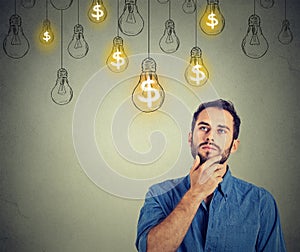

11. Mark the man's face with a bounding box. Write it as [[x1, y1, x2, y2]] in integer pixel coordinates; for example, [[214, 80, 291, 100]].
[[189, 107, 239, 165]]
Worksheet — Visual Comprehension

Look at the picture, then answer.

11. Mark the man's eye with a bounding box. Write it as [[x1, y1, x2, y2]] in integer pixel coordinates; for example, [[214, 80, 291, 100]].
[[218, 129, 227, 134], [199, 126, 208, 131]]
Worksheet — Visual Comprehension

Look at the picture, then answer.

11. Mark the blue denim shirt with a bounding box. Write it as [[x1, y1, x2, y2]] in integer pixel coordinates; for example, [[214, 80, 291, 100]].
[[136, 169, 286, 252]]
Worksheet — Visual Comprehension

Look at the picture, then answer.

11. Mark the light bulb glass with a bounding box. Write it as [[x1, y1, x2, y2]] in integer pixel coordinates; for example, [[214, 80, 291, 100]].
[[68, 24, 89, 59], [199, 0, 225, 35], [185, 46, 209, 87], [118, 0, 144, 36], [159, 19, 180, 54], [106, 36, 129, 73], [3, 14, 30, 59], [132, 58, 165, 113], [50, 0, 73, 10], [278, 19, 293, 45], [21, 0, 36, 8], [241, 14, 269, 59], [157, 0, 169, 3], [51, 68, 73, 105], [260, 0, 274, 9], [39, 19, 54, 45], [88, 0, 107, 23], [182, 0, 196, 14]]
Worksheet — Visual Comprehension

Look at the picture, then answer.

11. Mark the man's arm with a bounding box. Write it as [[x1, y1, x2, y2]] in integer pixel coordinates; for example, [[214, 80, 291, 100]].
[[146, 155, 225, 252]]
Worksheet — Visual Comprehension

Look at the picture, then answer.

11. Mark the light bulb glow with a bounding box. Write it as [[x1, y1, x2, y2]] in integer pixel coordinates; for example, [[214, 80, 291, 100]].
[[39, 19, 54, 45], [118, 0, 144, 36], [21, 0, 36, 8], [132, 58, 165, 113], [182, 0, 196, 14], [51, 68, 73, 105], [106, 36, 129, 73], [199, 0, 225, 35], [241, 14, 269, 59], [159, 19, 180, 53], [278, 19, 293, 45], [260, 0, 274, 9], [68, 24, 89, 59], [3, 14, 30, 59], [185, 47, 209, 87], [88, 0, 107, 23], [50, 0, 73, 10]]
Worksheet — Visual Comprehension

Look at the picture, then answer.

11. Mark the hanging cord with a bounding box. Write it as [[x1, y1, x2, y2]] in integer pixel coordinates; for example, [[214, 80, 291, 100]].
[[77, 0, 80, 24], [147, 0, 150, 58], [253, 0, 256, 14], [117, 0, 119, 36], [61, 10, 64, 68], [14, 0, 17, 14], [284, 0, 287, 19], [168, 0, 171, 20], [46, 0, 48, 19], [195, 0, 197, 47]]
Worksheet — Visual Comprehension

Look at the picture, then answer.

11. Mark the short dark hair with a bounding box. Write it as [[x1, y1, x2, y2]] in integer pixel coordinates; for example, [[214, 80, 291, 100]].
[[191, 99, 241, 140]]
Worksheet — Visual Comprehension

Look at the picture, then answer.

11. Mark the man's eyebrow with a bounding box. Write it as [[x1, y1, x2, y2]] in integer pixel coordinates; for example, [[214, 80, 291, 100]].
[[197, 121, 210, 126], [218, 124, 231, 131]]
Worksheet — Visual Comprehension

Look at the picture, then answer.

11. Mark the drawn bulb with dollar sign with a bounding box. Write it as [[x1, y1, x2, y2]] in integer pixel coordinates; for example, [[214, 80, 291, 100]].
[[68, 24, 89, 59], [159, 19, 180, 54], [199, 0, 225, 35], [119, 0, 144, 36], [132, 58, 165, 113], [278, 20, 293, 45], [21, 0, 36, 8], [182, 0, 196, 14], [185, 47, 209, 87], [88, 0, 107, 23], [3, 14, 30, 59], [106, 36, 128, 73], [51, 68, 73, 105], [39, 19, 54, 45], [241, 14, 269, 59]]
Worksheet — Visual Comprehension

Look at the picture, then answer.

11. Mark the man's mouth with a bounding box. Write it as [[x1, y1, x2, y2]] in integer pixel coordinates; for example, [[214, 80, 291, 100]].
[[199, 142, 220, 152]]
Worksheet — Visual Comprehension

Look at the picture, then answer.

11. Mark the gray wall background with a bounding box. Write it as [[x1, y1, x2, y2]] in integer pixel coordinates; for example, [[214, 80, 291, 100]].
[[0, 0, 300, 251]]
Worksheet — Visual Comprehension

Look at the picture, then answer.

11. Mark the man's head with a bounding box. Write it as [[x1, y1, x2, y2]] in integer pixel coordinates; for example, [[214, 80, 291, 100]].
[[188, 99, 241, 165]]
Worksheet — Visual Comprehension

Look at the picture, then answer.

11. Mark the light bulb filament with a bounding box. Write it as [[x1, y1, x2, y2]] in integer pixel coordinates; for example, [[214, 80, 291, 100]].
[[58, 82, 67, 95]]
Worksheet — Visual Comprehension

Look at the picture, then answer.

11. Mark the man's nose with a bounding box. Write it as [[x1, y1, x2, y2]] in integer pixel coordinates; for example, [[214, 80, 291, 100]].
[[205, 130, 215, 142]]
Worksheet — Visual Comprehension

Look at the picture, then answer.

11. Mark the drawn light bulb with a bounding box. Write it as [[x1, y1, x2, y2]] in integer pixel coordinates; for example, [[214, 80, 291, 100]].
[[185, 46, 209, 87], [21, 0, 36, 8], [278, 19, 293, 45], [51, 68, 73, 105], [132, 58, 165, 113], [157, 0, 169, 3], [67, 24, 89, 59], [39, 19, 54, 45], [50, 0, 73, 10], [159, 19, 180, 54], [106, 36, 129, 73], [260, 0, 274, 9], [118, 0, 144, 36], [3, 14, 30, 59], [199, 0, 225, 35], [241, 14, 269, 59], [182, 0, 196, 14], [88, 0, 107, 23]]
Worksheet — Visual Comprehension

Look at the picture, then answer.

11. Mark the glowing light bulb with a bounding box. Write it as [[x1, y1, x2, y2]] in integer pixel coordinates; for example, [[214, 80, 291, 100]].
[[88, 0, 107, 23], [106, 36, 129, 73], [182, 0, 196, 14], [260, 0, 274, 9], [199, 0, 225, 35], [241, 14, 269, 59], [21, 0, 36, 8], [51, 68, 73, 105], [39, 19, 54, 45], [132, 58, 165, 113], [3, 14, 30, 59], [118, 0, 144, 36], [50, 0, 73, 10], [185, 46, 209, 87], [67, 24, 89, 59], [278, 19, 293, 45], [159, 19, 180, 54]]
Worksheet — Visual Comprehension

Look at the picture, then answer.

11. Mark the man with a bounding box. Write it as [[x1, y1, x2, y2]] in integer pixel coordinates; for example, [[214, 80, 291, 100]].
[[136, 99, 286, 252]]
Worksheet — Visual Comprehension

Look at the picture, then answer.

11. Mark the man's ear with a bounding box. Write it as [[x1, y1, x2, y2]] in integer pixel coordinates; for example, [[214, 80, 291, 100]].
[[231, 139, 240, 153], [188, 132, 192, 147]]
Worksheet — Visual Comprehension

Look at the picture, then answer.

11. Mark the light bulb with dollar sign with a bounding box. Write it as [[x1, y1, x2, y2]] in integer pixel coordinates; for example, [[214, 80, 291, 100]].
[[185, 46, 209, 87], [106, 36, 129, 73], [132, 58, 165, 113], [88, 0, 107, 23], [39, 19, 54, 45], [199, 0, 225, 35]]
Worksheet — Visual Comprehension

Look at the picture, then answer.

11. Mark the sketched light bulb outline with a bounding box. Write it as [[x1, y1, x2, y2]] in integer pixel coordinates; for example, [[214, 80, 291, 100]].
[[51, 68, 73, 105], [21, 0, 36, 8], [260, 0, 274, 9], [182, 0, 196, 14], [278, 19, 293, 45], [159, 19, 180, 54], [50, 0, 73, 10], [68, 24, 89, 59]]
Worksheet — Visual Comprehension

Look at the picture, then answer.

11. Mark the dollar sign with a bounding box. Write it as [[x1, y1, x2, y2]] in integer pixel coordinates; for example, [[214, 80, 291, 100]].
[[91, 4, 104, 21], [190, 65, 206, 85], [110, 52, 125, 70], [43, 31, 51, 42], [206, 13, 218, 29], [138, 77, 160, 108]]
